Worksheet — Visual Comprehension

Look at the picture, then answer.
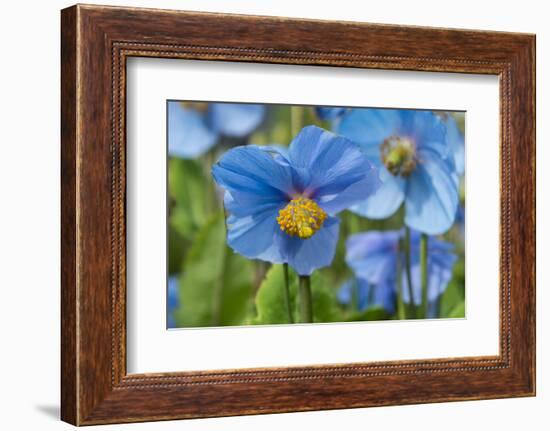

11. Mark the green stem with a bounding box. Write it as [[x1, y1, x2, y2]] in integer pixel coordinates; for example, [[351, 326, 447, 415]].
[[420, 233, 429, 319], [348, 212, 360, 234], [290, 106, 304, 138], [204, 151, 217, 215], [298, 275, 313, 323], [404, 227, 416, 319], [396, 238, 406, 320], [211, 245, 227, 326], [283, 263, 294, 323]]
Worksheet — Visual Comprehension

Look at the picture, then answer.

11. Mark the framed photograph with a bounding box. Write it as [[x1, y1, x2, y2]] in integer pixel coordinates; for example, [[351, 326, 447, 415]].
[[61, 4, 535, 425]]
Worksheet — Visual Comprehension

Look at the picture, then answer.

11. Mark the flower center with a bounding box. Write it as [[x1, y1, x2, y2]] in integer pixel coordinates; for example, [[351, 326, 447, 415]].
[[277, 197, 327, 239], [380, 135, 417, 177]]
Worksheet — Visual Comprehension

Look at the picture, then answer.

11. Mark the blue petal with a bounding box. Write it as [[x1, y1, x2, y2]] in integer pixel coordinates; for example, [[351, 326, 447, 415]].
[[337, 109, 410, 219], [401, 231, 457, 305], [277, 216, 340, 275], [286, 125, 332, 190], [353, 278, 371, 311], [315, 107, 348, 121], [226, 210, 286, 263], [207, 103, 265, 137], [167, 275, 179, 311], [405, 149, 459, 235], [370, 278, 397, 314], [399, 110, 448, 159], [401, 264, 422, 305], [445, 115, 465, 175], [168, 102, 218, 158], [251, 144, 291, 166], [339, 277, 396, 315], [167, 315, 176, 328], [337, 108, 402, 156], [223, 190, 283, 218], [337, 279, 354, 305], [346, 231, 400, 284], [402, 263, 454, 307], [426, 237, 457, 301], [349, 163, 406, 219], [287, 126, 381, 213], [316, 168, 380, 215], [212, 145, 295, 198]]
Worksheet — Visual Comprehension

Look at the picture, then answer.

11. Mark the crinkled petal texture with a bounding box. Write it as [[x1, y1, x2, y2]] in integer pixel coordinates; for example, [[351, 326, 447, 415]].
[[349, 163, 406, 219], [276, 216, 340, 275], [338, 109, 459, 233], [212, 145, 292, 264], [400, 110, 449, 159], [405, 148, 459, 235], [212, 126, 379, 275], [168, 102, 218, 159], [287, 126, 381, 215], [207, 103, 265, 138]]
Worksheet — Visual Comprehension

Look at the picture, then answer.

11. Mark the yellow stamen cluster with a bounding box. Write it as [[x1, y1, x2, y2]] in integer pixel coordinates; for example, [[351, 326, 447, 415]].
[[277, 197, 327, 239], [380, 135, 417, 177]]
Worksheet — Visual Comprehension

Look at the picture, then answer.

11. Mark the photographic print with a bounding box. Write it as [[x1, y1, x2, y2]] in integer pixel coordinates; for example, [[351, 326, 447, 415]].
[[167, 101, 465, 328]]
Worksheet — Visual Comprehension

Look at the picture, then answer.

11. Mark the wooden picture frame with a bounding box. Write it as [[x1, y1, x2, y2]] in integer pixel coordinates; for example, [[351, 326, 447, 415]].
[[61, 4, 535, 425]]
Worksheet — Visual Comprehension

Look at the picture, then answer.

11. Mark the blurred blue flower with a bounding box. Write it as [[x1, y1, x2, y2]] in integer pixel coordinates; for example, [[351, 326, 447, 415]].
[[403, 231, 457, 313], [338, 109, 459, 235], [212, 125, 380, 275], [315, 107, 349, 121], [167, 275, 180, 328], [337, 277, 396, 314], [168, 102, 265, 159], [442, 114, 465, 176], [341, 229, 456, 317], [454, 204, 465, 242]]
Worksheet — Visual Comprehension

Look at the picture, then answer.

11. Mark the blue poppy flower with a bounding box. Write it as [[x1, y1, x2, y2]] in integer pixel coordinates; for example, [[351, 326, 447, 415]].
[[337, 109, 459, 235], [167, 275, 180, 328], [168, 102, 265, 159], [342, 229, 456, 317], [212, 125, 381, 275]]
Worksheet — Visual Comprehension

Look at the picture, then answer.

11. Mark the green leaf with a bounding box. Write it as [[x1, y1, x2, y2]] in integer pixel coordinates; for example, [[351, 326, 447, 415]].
[[168, 158, 209, 238], [167, 225, 187, 274], [309, 271, 341, 322], [251, 265, 341, 325], [447, 301, 465, 318], [252, 265, 297, 325], [440, 258, 465, 318], [174, 212, 254, 327], [346, 306, 389, 322]]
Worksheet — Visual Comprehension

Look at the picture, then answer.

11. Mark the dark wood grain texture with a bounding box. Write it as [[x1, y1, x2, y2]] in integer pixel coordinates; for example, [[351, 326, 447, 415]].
[[60, 4, 536, 425]]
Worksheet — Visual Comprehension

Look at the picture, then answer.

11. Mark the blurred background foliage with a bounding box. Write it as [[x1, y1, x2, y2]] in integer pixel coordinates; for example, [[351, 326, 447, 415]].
[[168, 104, 465, 328]]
